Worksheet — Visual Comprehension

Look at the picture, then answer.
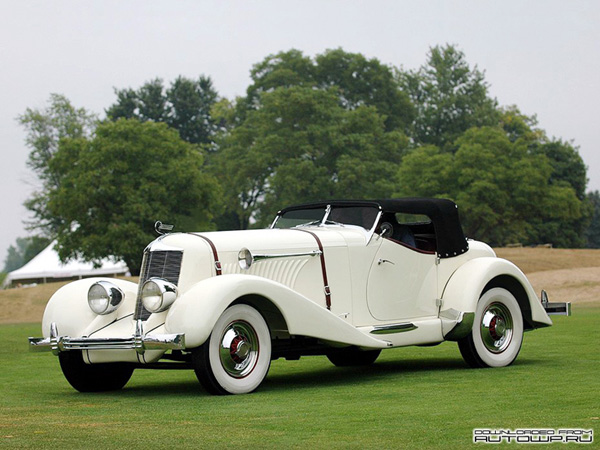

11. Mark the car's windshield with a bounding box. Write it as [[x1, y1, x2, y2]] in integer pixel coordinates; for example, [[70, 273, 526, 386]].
[[272, 205, 380, 231]]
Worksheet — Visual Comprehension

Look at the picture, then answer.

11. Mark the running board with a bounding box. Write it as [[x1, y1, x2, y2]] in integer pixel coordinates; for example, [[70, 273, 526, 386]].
[[370, 323, 417, 335]]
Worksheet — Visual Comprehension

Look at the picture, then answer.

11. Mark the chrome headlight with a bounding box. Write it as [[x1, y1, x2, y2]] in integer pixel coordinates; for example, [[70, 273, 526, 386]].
[[88, 281, 125, 315], [141, 278, 178, 313]]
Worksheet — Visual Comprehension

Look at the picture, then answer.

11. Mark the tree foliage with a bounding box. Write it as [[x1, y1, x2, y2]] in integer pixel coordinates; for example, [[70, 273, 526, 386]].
[[398, 45, 499, 149], [396, 127, 583, 246], [3, 236, 51, 273], [18, 94, 97, 235], [214, 86, 408, 229], [13, 44, 597, 264], [106, 76, 219, 144], [46, 119, 220, 274], [585, 191, 600, 248], [498, 107, 591, 247], [244, 48, 415, 132]]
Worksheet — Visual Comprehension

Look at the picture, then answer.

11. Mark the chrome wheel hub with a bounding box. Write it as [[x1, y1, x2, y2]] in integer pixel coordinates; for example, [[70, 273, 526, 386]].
[[480, 302, 513, 354], [219, 321, 259, 378]]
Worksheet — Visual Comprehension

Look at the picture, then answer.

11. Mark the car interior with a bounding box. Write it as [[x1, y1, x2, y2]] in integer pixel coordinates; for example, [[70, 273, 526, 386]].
[[378, 213, 437, 253]]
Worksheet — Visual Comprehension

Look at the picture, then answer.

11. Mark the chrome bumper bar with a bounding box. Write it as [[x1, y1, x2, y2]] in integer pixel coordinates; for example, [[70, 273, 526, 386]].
[[28, 322, 185, 355], [541, 290, 572, 316]]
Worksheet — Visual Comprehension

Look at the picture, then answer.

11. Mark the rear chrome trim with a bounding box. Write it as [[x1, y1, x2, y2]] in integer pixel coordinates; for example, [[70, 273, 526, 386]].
[[541, 290, 572, 316]]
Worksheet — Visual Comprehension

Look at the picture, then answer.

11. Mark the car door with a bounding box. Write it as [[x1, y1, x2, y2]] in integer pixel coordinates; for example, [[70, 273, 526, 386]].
[[366, 238, 438, 321]]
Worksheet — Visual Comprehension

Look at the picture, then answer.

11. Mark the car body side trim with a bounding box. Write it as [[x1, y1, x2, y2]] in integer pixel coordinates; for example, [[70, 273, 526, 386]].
[[370, 323, 418, 334], [294, 229, 332, 310], [191, 233, 222, 275]]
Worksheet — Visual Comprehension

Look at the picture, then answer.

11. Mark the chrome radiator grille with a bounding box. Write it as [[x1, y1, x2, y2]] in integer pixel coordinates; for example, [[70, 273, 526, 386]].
[[134, 250, 184, 320]]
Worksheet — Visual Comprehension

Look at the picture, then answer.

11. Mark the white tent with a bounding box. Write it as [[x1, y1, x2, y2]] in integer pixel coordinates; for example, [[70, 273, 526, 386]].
[[3, 241, 129, 288]]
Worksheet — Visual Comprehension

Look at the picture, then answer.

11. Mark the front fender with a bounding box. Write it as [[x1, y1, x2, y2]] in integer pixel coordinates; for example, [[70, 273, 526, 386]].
[[440, 257, 552, 338], [41, 278, 138, 338], [165, 274, 389, 349]]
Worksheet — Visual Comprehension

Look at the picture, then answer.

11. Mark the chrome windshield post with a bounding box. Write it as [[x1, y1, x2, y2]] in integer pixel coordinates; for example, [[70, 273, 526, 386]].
[[321, 204, 332, 225]]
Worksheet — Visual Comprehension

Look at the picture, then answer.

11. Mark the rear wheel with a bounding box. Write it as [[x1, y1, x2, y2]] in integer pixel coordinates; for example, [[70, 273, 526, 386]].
[[193, 304, 272, 395], [58, 351, 134, 392], [326, 347, 381, 367], [458, 288, 524, 368]]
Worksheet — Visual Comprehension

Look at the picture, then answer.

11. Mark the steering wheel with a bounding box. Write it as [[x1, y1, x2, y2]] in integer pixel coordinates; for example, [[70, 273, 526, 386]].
[[379, 222, 393, 238]]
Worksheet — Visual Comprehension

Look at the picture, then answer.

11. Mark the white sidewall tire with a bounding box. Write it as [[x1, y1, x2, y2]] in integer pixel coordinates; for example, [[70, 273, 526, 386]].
[[208, 304, 271, 394], [472, 288, 524, 367]]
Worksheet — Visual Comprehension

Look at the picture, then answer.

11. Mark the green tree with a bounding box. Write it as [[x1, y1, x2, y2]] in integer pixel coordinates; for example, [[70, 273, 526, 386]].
[[47, 119, 220, 274], [527, 139, 591, 247], [398, 44, 499, 148], [214, 86, 408, 229], [243, 48, 414, 132], [315, 48, 414, 132], [3, 236, 51, 272], [585, 191, 600, 248], [106, 76, 219, 144], [18, 94, 97, 235], [397, 127, 583, 246], [499, 107, 591, 247]]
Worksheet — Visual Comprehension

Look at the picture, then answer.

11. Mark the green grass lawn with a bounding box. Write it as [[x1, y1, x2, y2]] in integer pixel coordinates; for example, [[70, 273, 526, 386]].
[[1, 307, 598, 449]]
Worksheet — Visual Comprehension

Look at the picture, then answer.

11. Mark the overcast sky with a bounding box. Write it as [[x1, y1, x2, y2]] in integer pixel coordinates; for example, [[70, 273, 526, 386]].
[[1, 0, 598, 262]]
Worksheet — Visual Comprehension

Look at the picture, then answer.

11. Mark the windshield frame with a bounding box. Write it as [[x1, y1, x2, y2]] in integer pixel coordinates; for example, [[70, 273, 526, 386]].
[[270, 203, 383, 244]]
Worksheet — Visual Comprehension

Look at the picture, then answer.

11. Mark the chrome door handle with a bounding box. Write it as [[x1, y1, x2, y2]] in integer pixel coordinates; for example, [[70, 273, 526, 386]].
[[377, 259, 395, 265]]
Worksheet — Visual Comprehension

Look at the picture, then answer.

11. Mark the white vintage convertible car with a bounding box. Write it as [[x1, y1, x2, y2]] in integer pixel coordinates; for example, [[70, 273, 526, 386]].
[[30, 198, 570, 395]]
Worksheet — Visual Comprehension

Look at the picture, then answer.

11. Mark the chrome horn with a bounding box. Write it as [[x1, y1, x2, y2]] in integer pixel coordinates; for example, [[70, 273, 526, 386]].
[[238, 247, 322, 270]]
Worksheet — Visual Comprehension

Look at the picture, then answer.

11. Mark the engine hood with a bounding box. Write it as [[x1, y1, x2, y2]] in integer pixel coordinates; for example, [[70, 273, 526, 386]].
[[147, 227, 356, 257], [193, 227, 352, 252], [145, 227, 356, 299]]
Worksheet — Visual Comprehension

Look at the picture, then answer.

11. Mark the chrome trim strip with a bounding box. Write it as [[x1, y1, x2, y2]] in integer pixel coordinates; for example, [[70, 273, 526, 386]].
[[251, 250, 322, 260], [370, 323, 417, 335], [238, 248, 322, 270]]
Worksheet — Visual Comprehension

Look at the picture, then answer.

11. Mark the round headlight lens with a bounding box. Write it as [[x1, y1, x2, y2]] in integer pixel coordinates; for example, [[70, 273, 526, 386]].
[[88, 281, 124, 315], [141, 278, 178, 313]]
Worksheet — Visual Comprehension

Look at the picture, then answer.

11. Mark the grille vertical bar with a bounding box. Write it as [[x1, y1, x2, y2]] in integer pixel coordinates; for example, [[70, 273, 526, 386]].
[[134, 250, 184, 320]]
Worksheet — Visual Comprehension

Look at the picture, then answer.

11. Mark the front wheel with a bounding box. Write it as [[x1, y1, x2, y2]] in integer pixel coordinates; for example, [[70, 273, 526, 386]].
[[192, 304, 272, 395], [58, 351, 134, 392], [458, 287, 524, 368]]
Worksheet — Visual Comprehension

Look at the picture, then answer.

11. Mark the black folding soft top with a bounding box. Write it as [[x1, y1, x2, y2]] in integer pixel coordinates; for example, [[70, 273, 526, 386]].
[[278, 198, 469, 258]]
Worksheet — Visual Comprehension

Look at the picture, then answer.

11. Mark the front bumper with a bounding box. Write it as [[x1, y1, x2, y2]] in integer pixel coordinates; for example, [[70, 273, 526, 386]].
[[28, 321, 185, 356]]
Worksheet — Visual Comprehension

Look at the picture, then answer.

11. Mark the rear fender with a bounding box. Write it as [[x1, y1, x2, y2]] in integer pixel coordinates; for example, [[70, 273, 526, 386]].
[[165, 274, 389, 349], [440, 257, 552, 339]]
